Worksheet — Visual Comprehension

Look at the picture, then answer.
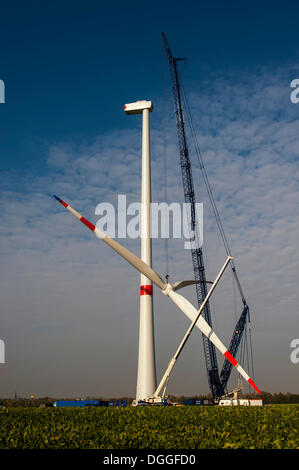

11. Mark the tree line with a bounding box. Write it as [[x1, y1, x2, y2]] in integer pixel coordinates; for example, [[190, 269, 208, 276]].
[[0, 391, 298, 407]]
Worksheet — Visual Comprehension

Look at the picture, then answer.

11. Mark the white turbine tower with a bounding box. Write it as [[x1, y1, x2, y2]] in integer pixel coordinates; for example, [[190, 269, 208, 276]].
[[124, 100, 156, 401]]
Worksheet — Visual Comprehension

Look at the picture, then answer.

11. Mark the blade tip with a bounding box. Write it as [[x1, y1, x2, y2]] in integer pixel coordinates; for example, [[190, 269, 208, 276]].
[[248, 378, 261, 395], [53, 195, 68, 208]]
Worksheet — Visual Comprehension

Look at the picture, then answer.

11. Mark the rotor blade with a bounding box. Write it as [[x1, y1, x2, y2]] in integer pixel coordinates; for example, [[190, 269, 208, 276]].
[[54, 195, 260, 395], [167, 289, 261, 394], [172, 280, 213, 291], [53, 196, 166, 290]]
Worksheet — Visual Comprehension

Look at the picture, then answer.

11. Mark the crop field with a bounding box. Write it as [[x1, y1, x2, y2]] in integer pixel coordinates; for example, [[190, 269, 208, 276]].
[[0, 405, 298, 449]]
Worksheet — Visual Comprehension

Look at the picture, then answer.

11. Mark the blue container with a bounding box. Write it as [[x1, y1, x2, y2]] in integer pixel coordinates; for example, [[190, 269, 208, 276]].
[[195, 400, 203, 406], [184, 398, 203, 406], [54, 400, 99, 407], [184, 399, 194, 406]]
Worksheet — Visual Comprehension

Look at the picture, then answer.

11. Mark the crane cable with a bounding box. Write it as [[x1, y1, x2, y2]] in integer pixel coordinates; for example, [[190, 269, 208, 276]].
[[162, 55, 170, 282], [177, 67, 247, 301], [176, 65, 256, 385]]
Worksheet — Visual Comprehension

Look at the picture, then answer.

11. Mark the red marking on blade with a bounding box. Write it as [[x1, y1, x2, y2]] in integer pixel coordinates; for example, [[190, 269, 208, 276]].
[[224, 350, 238, 367], [124, 105, 127, 109], [54, 195, 68, 208], [140, 285, 153, 296], [248, 378, 261, 395], [80, 217, 95, 231]]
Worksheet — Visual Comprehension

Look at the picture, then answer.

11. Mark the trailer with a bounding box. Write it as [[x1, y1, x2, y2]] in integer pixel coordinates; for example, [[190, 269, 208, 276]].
[[218, 399, 263, 406], [132, 398, 169, 406]]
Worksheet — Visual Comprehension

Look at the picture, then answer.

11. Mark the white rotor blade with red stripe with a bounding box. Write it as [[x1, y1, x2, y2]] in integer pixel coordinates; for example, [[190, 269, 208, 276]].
[[54, 196, 165, 290], [54, 195, 261, 394], [166, 288, 260, 393]]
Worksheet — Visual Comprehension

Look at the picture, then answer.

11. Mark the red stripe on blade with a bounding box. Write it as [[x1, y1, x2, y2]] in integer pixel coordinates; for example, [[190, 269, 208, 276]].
[[140, 285, 153, 296], [224, 350, 238, 367], [60, 200, 68, 208], [80, 217, 95, 231], [248, 378, 261, 395]]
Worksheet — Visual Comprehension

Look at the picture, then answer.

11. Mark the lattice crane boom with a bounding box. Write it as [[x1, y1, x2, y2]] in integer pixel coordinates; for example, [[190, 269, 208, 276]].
[[162, 32, 254, 398], [162, 32, 223, 397]]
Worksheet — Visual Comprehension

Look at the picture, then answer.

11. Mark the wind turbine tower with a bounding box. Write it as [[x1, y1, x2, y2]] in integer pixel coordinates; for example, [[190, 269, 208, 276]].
[[54, 102, 261, 405], [124, 100, 157, 401]]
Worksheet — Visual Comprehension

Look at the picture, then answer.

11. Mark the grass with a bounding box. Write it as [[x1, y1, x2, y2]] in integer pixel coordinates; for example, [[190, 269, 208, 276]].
[[0, 405, 298, 449]]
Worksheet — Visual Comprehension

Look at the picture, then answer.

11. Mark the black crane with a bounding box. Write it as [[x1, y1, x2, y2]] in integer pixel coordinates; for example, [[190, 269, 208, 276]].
[[161, 32, 254, 398]]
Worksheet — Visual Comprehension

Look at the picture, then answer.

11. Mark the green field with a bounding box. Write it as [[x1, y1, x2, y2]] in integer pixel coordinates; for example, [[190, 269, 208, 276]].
[[0, 405, 298, 449]]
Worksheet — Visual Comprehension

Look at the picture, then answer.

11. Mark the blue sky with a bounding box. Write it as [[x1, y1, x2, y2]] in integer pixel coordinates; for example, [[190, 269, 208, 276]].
[[1, 1, 298, 172], [0, 1, 299, 398]]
